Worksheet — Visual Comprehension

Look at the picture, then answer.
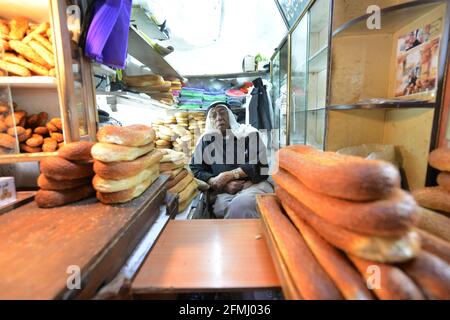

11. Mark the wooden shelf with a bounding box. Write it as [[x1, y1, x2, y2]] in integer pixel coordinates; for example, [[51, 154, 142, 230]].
[[333, 1, 445, 37], [128, 26, 183, 79], [0, 77, 57, 89], [327, 101, 436, 110], [0, 152, 58, 165]]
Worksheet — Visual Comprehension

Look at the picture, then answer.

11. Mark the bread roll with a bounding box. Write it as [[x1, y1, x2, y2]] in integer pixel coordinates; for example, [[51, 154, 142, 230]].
[[96, 173, 159, 204], [97, 125, 156, 147], [36, 184, 95, 208], [91, 142, 154, 162], [437, 172, 450, 193], [40, 156, 94, 181], [166, 169, 188, 189], [349, 255, 425, 300], [38, 174, 92, 191], [58, 141, 94, 161], [273, 169, 418, 237], [429, 147, 450, 171], [402, 251, 450, 300], [93, 149, 162, 180], [417, 207, 450, 242], [417, 229, 450, 264], [279, 145, 400, 201], [413, 187, 450, 214], [169, 173, 194, 194], [0, 133, 17, 149], [277, 187, 421, 263], [289, 212, 375, 300], [92, 165, 159, 193], [256, 195, 343, 300]]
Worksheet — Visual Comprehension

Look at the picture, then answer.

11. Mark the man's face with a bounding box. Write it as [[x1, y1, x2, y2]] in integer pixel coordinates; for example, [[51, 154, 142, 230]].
[[210, 106, 230, 133]]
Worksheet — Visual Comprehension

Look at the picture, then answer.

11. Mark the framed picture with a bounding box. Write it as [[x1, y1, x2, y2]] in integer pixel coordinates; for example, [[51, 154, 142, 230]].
[[274, 0, 310, 29], [394, 19, 442, 99]]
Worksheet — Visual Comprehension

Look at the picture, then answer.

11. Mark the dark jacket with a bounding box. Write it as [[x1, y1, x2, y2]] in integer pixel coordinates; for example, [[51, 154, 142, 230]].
[[249, 77, 272, 130]]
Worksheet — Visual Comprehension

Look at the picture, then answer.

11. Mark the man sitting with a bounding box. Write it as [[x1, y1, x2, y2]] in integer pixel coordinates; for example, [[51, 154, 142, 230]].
[[190, 102, 273, 219]]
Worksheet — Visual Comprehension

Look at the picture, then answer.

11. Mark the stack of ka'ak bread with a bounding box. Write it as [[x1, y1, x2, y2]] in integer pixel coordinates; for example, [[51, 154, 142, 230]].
[[36, 142, 96, 208], [160, 149, 198, 212], [257, 145, 450, 300], [91, 125, 162, 204], [413, 147, 450, 216]]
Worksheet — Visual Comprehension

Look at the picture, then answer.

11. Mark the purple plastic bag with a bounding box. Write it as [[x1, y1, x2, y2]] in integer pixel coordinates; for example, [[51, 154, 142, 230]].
[[85, 0, 132, 69]]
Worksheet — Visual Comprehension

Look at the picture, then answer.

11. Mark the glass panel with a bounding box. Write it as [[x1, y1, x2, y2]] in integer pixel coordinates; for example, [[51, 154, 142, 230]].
[[271, 51, 281, 139], [290, 16, 308, 145], [275, 0, 310, 29], [306, 109, 325, 150], [279, 40, 289, 147]]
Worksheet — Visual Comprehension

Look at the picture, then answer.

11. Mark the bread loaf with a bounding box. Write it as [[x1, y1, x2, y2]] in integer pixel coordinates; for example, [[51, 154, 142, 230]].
[[38, 174, 92, 191], [437, 172, 450, 193], [413, 187, 450, 214], [161, 167, 183, 179], [178, 179, 198, 204], [291, 214, 375, 300], [256, 195, 343, 300], [168, 173, 194, 194], [160, 159, 185, 172], [279, 145, 400, 201], [92, 165, 159, 193], [123, 74, 164, 87], [40, 156, 94, 181], [35, 184, 95, 208], [349, 255, 425, 300], [91, 142, 154, 162], [166, 169, 188, 189], [58, 141, 94, 161], [417, 229, 450, 264], [273, 169, 418, 237], [93, 149, 162, 180], [96, 174, 159, 204], [97, 125, 156, 147], [277, 187, 421, 263], [417, 207, 450, 242], [428, 147, 450, 171], [402, 251, 450, 300], [179, 191, 198, 212]]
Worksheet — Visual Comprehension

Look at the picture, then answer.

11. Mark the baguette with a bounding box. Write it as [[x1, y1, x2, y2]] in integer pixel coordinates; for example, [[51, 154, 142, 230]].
[[96, 173, 159, 204], [166, 169, 188, 189], [279, 145, 400, 201], [273, 169, 418, 237], [8, 18, 28, 40], [349, 255, 425, 300], [9, 40, 49, 68], [35, 184, 95, 208], [178, 179, 198, 204], [428, 147, 450, 171], [0, 60, 31, 76], [28, 40, 55, 67], [401, 251, 450, 300], [96, 125, 156, 147], [93, 149, 162, 180], [38, 174, 92, 191], [58, 141, 94, 161], [291, 214, 375, 300], [91, 142, 154, 162], [40, 156, 94, 181], [92, 165, 159, 193], [256, 195, 343, 300], [413, 187, 450, 214], [417, 207, 450, 242], [277, 187, 421, 263], [417, 229, 450, 264], [168, 173, 194, 194], [2, 53, 48, 76], [437, 172, 450, 193]]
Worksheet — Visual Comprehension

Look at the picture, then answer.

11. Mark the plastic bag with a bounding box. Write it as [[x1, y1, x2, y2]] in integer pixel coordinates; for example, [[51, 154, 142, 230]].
[[337, 144, 398, 166]]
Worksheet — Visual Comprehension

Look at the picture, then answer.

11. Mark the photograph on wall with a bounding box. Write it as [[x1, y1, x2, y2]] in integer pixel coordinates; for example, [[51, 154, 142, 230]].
[[394, 19, 442, 98], [275, 0, 308, 29]]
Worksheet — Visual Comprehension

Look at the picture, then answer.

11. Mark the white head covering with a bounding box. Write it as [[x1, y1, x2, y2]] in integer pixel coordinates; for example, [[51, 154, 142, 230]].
[[203, 102, 258, 139]]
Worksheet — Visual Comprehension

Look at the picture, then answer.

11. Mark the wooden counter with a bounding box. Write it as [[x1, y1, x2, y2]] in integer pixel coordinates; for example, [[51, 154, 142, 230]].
[[0, 176, 168, 300], [132, 219, 280, 298]]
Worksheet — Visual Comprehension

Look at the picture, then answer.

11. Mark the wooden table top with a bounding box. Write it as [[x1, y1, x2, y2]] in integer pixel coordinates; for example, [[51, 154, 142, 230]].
[[0, 176, 168, 300], [132, 219, 280, 295]]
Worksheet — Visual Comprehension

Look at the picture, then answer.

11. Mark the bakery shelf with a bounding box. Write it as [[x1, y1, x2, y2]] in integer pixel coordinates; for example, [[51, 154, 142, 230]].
[[0, 152, 57, 165], [333, 0, 444, 37], [0, 77, 57, 89], [327, 101, 436, 110], [184, 70, 269, 80], [128, 26, 183, 79]]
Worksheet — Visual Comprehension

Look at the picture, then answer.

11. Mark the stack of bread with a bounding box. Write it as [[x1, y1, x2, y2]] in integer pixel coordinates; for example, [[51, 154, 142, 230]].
[[36, 142, 96, 208], [0, 100, 64, 154], [257, 145, 450, 300], [160, 149, 198, 212], [413, 147, 450, 216], [0, 18, 55, 77], [164, 77, 182, 98], [151, 115, 195, 156], [124, 74, 173, 105], [91, 125, 162, 204]]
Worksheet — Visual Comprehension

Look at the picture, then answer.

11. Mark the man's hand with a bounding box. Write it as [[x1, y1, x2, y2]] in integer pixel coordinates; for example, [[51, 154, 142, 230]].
[[224, 180, 245, 195], [208, 172, 234, 192]]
